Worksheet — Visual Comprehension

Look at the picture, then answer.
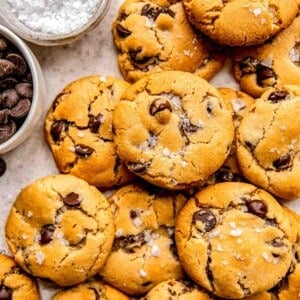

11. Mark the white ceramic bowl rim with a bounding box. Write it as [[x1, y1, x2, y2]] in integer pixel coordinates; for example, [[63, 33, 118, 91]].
[[0, 25, 43, 153], [0, 0, 111, 45]]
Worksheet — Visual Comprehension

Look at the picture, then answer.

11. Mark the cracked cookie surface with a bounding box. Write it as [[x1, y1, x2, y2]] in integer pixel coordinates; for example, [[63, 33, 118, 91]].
[[113, 71, 234, 190], [44, 76, 134, 189], [236, 85, 300, 200], [175, 182, 293, 299], [98, 182, 187, 295], [112, 0, 226, 83], [182, 0, 299, 46], [5, 174, 114, 286], [141, 279, 213, 300], [233, 15, 300, 97], [52, 279, 130, 300], [207, 88, 254, 184], [0, 254, 40, 300]]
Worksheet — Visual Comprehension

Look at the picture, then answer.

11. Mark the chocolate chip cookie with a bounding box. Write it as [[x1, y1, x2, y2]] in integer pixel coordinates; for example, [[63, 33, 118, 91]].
[[182, 0, 299, 46], [142, 279, 213, 300], [44, 76, 134, 189], [208, 88, 254, 184], [175, 182, 293, 299], [52, 280, 130, 300], [236, 85, 300, 200], [5, 174, 114, 286], [0, 254, 40, 299], [99, 182, 187, 295], [233, 15, 300, 97], [112, 0, 225, 83], [113, 71, 234, 190]]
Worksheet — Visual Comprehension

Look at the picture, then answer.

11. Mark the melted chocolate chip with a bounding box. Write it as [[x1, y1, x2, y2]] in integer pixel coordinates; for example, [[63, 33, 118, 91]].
[[129, 48, 151, 65], [130, 210, 138, 219], [271, 239, 284, 247], [128, 162, 149, 173], [116, 23, 132, 38], [6, 53, 27, 76], [246, 200, 268, 218], [113, 232, 147, 253], [40, 224, 55, 245], [0, 120, 16, 144], [50, 120, 64, 142], [273, 154, 292, 171], [141, 4, 175, 20], [149, 98, 172, 115], [256, 65, 276, 86], [0, 157, 6, 177], [206, 101, 213, 115], [9, 98, 31, 119], [0, 285, 12, 300], [63, 192, 81, 207], [74, 144, 94, 157], [268, 90, 289, 103], [180, 119, 199, 133], [215, 167, 243, 183], [88, 114, 103, 133], [192, 209, 216, 232], [238, 56, 260, 75]]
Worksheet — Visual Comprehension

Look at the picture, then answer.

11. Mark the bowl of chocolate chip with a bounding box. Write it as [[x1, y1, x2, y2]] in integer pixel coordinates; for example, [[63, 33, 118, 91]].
[[0, 25, 45, 154]]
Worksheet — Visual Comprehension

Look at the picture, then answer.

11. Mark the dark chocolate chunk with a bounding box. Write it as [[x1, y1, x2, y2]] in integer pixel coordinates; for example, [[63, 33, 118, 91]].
[[40, 224, 55, 245], [63, 192, 81, 207], [116, 23, 132, 38], [0, 120, 16, 144], [0, 38, 8, 51], [128, 162, 149, 173], [271, 239, 284, 247], [88, 114, 103, 133], [74, 144, 94, 157], [6, 53, 27, 76], [149, 98, 172, 115], [15, 83, 33, 98], [129, 48, 151, 65], [113, 232, 147, 253], [273, 154, 292, 171], [130, 210, 139, 219], [0, 285, 12, 300], [268, 90, 289, 103], [50, 120, 64, 142], [9, 98, 31, 119], [0, 109, 9, 125], [256, 65, 276, 86], [238, 56, 260, 75], [192, 209, 216, 232], [141, 4, 175, 20], [0, 157, 6, 177], [206, 101, 213, 115], [0, 59, 15, 80], [180, 119, 199, 133], [0, 78, 17, 91], [1, 89, 19, 108], [246, 200, 268, 218]]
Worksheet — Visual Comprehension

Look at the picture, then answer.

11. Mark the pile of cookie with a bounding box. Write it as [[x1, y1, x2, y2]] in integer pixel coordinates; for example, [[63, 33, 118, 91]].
[[2, 0, 300, 299]]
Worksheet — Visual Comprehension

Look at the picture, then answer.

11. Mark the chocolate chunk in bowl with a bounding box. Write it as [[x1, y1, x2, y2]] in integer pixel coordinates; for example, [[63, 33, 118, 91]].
[[0, 25, 45, 154]]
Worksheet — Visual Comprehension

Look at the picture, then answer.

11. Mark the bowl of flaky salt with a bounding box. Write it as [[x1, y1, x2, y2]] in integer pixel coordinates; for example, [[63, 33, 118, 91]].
[[0, 0, 111, 46]]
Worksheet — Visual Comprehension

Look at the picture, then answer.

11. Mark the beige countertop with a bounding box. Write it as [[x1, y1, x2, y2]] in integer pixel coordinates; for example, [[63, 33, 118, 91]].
[[0, 1, 299, 299]]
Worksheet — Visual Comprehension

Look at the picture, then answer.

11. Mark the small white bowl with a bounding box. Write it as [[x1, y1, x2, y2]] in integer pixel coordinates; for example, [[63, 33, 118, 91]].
[[0, 25, 45, 154], [0, 0, 111, 46]]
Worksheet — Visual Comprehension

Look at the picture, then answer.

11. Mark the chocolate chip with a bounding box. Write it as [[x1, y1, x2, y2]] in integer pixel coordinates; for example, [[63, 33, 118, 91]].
[[215, 167, 243, 182], [256, 65, 276, 86], [207, 101, 213, 115], [113, 232, 147, 253], [6, 53, 27, 76], [271, 239, 284, 247], [149, 98, 172, 115], [0, 120, 16, 144], [0, 78, 17, 91], [74, 144, 94, 157], [130, 210, 138, 219], [1, 89, 19, 108], [158, 7, 175, 18], [88, 114, 103, 133], [141, 4, 175, 20], [0, 38, 8, 51], [63, 192, 81, 206], [50, 120, 64, 142], [116, 23, 131, 38], [192, 209, 216, 232], [128, 162, 149, 173], [15, 83, 33, 98], [246, 200, 268, 218], [268, 90, 289, 103], [0, 157, 6, 177], [0, 285, 12, 300], [23, 72, 32, 83], [0, 59, 15, 80], [9, 98, 31, 119], [238, 56, 260, 75], [180, 119, 199, 133], [129, 48, 151, 65], [0, 109, 9, 125], [273, 154, 292, 171], [40, 224, 55, 245]]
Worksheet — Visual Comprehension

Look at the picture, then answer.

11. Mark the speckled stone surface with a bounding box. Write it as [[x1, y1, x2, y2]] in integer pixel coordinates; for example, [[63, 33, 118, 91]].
[[0, 1, 299, 299]]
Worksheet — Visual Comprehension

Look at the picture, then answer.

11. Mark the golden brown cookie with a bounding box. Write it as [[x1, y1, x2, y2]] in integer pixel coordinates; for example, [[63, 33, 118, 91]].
[[112, 0, 225, 83], [52, 280, 130, 300], [113, 71, 234, 190], [175, 182, 293, 299], [44, 75, 134, 189], [99, 182, 187, 295], [142, 279, 213, 300], [236, 85, 300, 200], [208, 88, 255, 184], [0, 254, 40, 300], [182, 0, 299, 46], [5, 174, 114, 286], [233, 16, 300, 97]]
